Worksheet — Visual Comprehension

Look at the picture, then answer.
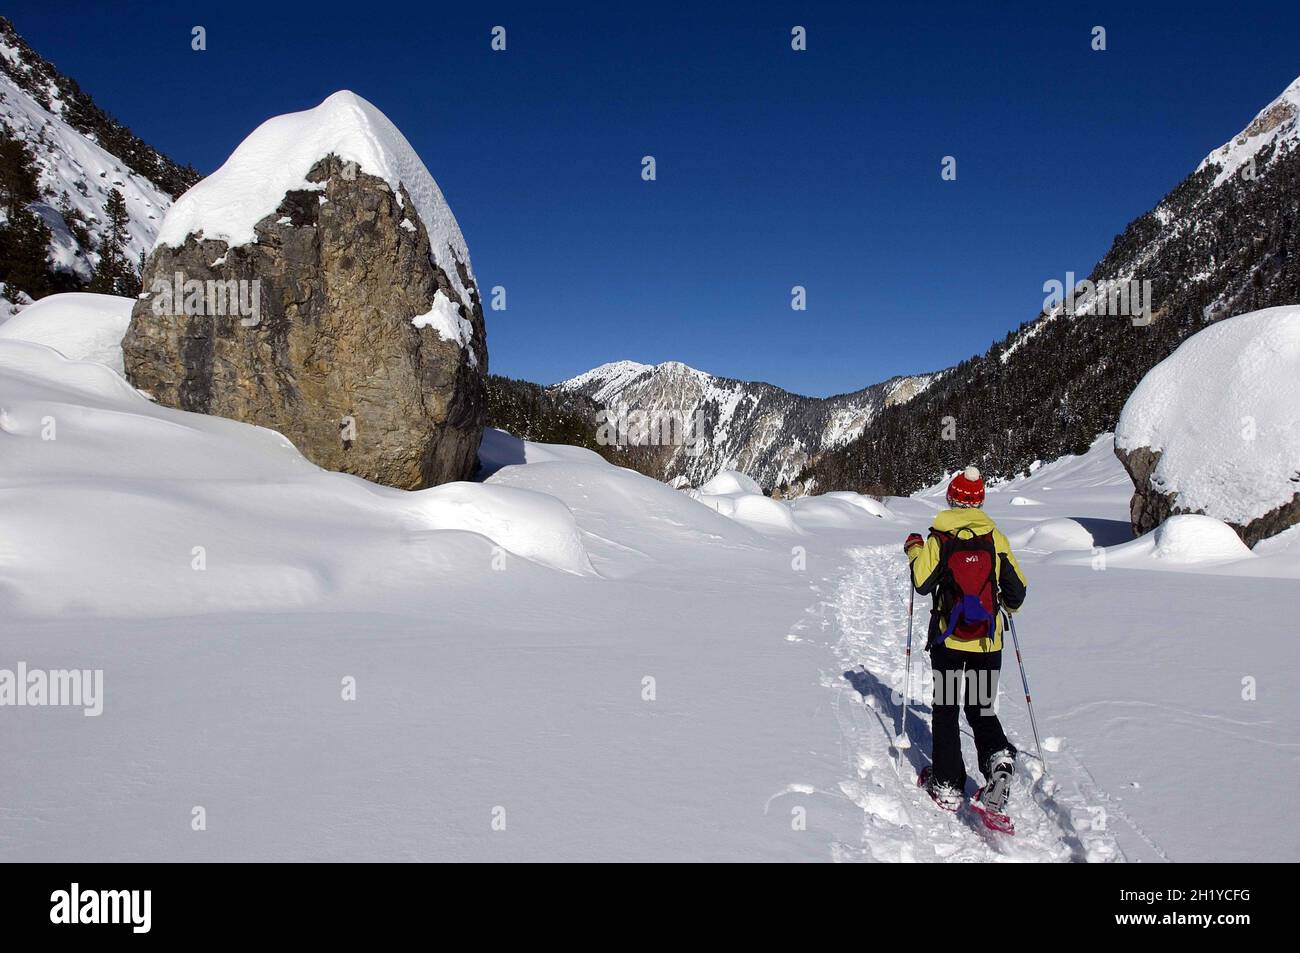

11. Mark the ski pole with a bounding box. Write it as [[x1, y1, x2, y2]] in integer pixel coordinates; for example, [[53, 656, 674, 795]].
[[897, 569, 915, 751], [1002, 609, 1044, 765]]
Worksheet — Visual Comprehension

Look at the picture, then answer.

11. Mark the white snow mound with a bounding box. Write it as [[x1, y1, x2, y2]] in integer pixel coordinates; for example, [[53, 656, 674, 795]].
[[700, 469, 763, 496], [789, 492, 894, 530], [690, 469, 801, 534], [0, 339, 595, 615], [694, 492, 801, 534], [1049, 514, 1253, 571], [476, 427, 609, 476], [1116, 306, 1300, 526], [820, 491, 893, 519], [0, 292, 132, 373], [1007, 518, 1094, 553], [1142, 514, 1255, 563], [403, 482, 594, 576], [155, 90, 475, 310]]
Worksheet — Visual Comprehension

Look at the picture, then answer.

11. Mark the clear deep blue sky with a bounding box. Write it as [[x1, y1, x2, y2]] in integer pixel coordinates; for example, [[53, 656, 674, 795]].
[[7, 1, 1299, 395]]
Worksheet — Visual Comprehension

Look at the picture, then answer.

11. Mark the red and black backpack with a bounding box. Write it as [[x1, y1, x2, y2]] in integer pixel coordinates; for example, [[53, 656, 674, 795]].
[[929, 528, 999, 648]]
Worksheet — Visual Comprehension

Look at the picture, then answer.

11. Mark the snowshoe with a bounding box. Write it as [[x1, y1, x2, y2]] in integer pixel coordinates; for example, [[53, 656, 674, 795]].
[[971, 750, 1015, 834], [917, 766, 963, 812]]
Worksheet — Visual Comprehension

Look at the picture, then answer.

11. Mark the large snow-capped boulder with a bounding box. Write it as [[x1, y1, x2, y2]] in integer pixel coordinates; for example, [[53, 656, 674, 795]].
[[1115, 307, 1300, 546], [122, 91, 487, 490]]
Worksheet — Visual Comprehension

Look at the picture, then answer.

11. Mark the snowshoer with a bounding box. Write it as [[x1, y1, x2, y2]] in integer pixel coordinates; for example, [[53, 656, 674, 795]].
[[905, 466, 1027, 816]]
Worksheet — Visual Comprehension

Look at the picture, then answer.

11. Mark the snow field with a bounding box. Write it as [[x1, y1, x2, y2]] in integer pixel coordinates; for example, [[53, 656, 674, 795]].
[[1, 297, 1297, 861]]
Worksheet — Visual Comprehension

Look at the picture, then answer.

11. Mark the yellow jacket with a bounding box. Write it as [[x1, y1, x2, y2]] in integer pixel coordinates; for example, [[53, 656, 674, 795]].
[[907, 508, 1028, 653]]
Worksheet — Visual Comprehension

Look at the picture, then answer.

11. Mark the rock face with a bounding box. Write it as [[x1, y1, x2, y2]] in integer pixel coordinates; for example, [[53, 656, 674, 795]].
[[1115, 306, 1300, 547], [122, 92, 486, 489], [1116, 447, 1300, 548]]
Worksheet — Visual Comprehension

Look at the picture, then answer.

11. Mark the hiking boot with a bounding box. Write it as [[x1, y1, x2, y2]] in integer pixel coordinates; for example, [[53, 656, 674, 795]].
[[918, 766, 963, 811], [979, 749, 1015, 813]]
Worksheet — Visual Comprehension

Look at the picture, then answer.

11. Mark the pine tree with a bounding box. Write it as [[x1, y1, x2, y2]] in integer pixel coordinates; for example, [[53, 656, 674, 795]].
[[88, 187, 138, 295], [0, 206, 52, 296], [0, 127, 42, 219], [0, 126, 52, 296]]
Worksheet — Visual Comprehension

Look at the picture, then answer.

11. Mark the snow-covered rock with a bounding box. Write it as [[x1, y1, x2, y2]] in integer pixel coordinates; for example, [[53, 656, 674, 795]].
[[154, 90, 474, 313], [1115, 306, 1300, 546], [123, 91, 487, 490]]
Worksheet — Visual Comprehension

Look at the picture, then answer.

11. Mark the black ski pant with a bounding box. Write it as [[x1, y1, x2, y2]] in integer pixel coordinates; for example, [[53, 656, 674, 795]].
[[928, 643, 1015, 790]]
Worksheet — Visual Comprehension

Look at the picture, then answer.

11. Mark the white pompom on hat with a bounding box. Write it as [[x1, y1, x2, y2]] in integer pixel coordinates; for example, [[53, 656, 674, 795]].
[[947, 465, 986, 507]]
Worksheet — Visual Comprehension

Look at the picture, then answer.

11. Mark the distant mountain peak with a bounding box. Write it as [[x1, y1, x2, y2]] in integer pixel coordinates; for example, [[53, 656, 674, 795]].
[[1196, 73, 1300, 187], [555, 359, 935, 491]]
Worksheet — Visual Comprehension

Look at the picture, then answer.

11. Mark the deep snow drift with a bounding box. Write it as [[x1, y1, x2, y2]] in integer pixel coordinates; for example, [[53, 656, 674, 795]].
[[1, 300, 1297, 862], [0, 292, 133, 373]]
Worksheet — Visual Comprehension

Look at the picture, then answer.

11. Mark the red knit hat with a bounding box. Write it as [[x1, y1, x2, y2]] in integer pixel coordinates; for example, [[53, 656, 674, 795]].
[[947, 466, 985, 507]]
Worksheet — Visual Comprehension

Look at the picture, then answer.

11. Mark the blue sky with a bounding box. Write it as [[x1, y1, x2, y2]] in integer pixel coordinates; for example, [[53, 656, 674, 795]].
[[8, 1, 1300, 395]]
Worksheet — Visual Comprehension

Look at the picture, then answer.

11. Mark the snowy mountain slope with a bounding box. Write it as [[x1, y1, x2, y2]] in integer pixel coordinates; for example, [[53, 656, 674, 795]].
[[556, 359, 938, 492], [804, 73, 1300, 497], [0, 17, 194, 285], [1197, 76, 1300, 187], [2, 302, 1296, 861]]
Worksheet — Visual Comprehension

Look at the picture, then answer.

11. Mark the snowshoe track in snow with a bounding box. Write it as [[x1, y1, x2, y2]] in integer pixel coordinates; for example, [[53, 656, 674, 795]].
[[816, 545, 1122, 862]]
